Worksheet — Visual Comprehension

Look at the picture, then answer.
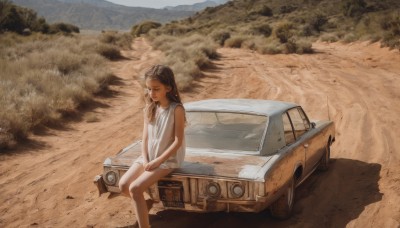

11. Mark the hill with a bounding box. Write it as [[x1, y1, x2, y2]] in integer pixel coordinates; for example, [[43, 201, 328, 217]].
[[165, 0, 229, 11], [11, 0, 195, 30], [155, 0, 400, 50]]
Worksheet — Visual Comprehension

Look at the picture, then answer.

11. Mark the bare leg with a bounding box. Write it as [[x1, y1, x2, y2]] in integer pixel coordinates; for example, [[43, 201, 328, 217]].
[[129, 168, 173, 228], [119, 163, 144, 197]]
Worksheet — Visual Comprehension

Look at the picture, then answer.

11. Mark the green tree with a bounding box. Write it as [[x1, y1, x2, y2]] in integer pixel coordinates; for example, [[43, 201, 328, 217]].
[[0, 2, 24, 33]]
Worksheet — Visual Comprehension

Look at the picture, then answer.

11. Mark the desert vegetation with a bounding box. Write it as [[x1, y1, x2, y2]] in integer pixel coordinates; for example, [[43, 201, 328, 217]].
[[134, 0, 400, 56], [0, 32, 119, 149], [0, 0, 79, 35], [149, 33, 218, 90], [2, 0, 399, 149], [0, 1, 134, 149], [131, 20, 218, 90]]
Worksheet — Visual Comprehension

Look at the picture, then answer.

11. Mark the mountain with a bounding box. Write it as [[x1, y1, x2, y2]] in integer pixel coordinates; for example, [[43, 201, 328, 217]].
[[165, 0, 230, 11], [11, 0, 195, 30]]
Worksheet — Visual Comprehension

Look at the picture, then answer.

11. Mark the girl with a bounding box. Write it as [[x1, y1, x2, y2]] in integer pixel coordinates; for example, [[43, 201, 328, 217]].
[[118, 65, 186, 228]]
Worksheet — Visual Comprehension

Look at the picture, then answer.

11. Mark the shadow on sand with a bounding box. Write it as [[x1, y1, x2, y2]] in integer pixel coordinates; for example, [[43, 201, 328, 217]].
[[144, 158, 381, 228]]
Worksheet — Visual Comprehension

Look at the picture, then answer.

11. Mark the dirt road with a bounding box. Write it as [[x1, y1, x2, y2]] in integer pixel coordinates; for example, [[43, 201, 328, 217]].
[[1, 38, 399, 228]]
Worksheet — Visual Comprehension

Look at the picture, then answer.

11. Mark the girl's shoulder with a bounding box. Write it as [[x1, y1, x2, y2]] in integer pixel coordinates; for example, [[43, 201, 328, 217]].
[[170, 102, 184, 110]]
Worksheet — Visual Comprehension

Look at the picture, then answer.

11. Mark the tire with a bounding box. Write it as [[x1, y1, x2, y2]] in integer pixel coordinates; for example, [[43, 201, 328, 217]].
[[270, 177, 295, 219], [318, 142, 331, 171]]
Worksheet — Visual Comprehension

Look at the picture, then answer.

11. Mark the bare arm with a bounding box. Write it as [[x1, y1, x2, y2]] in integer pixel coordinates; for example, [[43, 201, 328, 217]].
[[141, 112, 149, 165], [145, 105, 185, 171]]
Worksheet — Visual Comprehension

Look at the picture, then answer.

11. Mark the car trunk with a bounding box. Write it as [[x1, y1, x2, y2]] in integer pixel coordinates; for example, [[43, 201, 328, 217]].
[[107, 142, 273, 181]]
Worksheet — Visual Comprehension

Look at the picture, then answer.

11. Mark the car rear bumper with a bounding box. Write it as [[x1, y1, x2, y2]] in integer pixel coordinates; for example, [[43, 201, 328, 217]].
[[93, 174, 108, 196]]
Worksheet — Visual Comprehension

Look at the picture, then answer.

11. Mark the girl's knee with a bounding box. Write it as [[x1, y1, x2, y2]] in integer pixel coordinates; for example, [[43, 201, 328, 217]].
[[129, 183, 144, 198], [118, 178, 129, 193]]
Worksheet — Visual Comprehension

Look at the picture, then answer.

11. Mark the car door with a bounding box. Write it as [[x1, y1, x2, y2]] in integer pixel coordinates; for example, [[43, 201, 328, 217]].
[[285, 107, 319, 176]]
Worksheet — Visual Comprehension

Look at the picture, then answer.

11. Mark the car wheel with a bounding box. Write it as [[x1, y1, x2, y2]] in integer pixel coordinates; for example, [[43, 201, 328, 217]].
[[270, 177, 295, 219], [318, 141, 331, 171]]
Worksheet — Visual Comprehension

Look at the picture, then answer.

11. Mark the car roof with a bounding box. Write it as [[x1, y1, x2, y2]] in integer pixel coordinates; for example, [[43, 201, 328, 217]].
[[183, 99, 298, 116]]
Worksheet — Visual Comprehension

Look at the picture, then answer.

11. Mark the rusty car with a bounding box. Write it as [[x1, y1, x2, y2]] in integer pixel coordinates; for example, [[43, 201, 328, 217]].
[[94, 99, 335, 219]]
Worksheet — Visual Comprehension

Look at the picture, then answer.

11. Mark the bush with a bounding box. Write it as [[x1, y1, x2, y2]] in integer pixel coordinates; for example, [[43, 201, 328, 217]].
[[224, 35, 248, 48], [275, 22, 295, 43], [280, 5, 297, 14], [253, 5, 273, 17], [0, 1, 50, 34], [161, 23, 193, 36], [250, 23, 272, 37], [0, 34, 113, 149], [342, 33, 358, 43], [320, 33, 339, 42], [48, 22, 80, 34], [131, 21, 161, 37], [257, 39, 284, 54], [210, 30, 231, 46], [342, 0, 367, 18], [295, 39, 313, 54], [151, 34, 217, 90], [96, 43, 122, 60], [99, 30, 133, 49], [308, 13, 328, 32]]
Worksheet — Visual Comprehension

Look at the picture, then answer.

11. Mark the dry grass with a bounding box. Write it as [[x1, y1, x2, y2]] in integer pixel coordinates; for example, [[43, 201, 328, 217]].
[[151, 0, 400, 51], [149, 34, 218, 90], [320, 33, 340, 42], [224, 35, 249, 48], [0, 33, 114, 149], [99, 30, 133, 49]]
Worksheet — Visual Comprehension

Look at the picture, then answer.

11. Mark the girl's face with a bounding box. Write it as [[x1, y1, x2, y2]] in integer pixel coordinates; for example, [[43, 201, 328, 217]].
[[146, 78, 171, 103]]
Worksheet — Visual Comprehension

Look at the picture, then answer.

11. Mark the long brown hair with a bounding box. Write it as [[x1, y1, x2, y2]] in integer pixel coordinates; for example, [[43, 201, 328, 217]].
[[144, 65, 182, 122]]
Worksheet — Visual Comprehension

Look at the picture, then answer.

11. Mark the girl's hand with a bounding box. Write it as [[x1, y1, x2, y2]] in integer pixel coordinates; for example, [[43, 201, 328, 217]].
[[143, 160, 149, 168], [144, 158, 162, 171]]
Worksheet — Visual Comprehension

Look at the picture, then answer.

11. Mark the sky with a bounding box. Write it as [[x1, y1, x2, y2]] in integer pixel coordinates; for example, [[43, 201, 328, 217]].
[[106, 0, 207, 8]]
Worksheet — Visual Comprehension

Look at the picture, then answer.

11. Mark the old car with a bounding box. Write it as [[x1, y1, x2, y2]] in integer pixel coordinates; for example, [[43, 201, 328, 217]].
[[94, 99, 335, 219]]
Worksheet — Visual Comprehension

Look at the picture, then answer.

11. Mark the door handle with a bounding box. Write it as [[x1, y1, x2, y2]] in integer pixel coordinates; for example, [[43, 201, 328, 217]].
[[303, 144, 309, 148]]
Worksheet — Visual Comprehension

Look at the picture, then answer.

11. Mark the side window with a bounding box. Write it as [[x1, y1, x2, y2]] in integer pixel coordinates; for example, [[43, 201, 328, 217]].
[[282, 113, 295, 145], [298, 107, 311, 130], [287, 108, 309, 139]]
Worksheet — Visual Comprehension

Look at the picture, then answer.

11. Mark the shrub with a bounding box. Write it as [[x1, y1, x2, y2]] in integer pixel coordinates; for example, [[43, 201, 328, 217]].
[[99, 30, 133, 49], [0, 34, 113, 149], [210, 30, 231, 46], [308, 13, 328, 32], [253, 5, 273, 17], [131, 21, 161, 37], [295, 39, 313, 54], [0, 1, 50, 34], [48, 22, 80, 34], [342, 33, 358, 43], [96, 43, 122, 60], [224, 35, 247, 48], [275, 22, 295, 43], [151, 34, 217, 90], [161, 23, 193, 36], [342, 0, 367, 18], [284, 39, 297, 53], [257, 39, 284, 54], [320, 33, 339, 42], [280, 5, 297, 14], [250, 23, 272, 37]]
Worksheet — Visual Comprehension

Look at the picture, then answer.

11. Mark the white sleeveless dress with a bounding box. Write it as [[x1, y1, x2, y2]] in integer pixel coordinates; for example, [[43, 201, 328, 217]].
[[134, 102, 185, 169]]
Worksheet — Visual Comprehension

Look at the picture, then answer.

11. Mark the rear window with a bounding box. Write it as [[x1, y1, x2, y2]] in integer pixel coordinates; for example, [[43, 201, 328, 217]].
[[185, 112, 268, 152]]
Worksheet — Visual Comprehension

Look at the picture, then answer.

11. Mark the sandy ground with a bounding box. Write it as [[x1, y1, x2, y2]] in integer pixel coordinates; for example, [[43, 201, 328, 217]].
[[1, 38, 400, 228]]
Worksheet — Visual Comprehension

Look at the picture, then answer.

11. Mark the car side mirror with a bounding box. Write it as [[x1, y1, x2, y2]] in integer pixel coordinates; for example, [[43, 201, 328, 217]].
[[311, 122, 316, 128]]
